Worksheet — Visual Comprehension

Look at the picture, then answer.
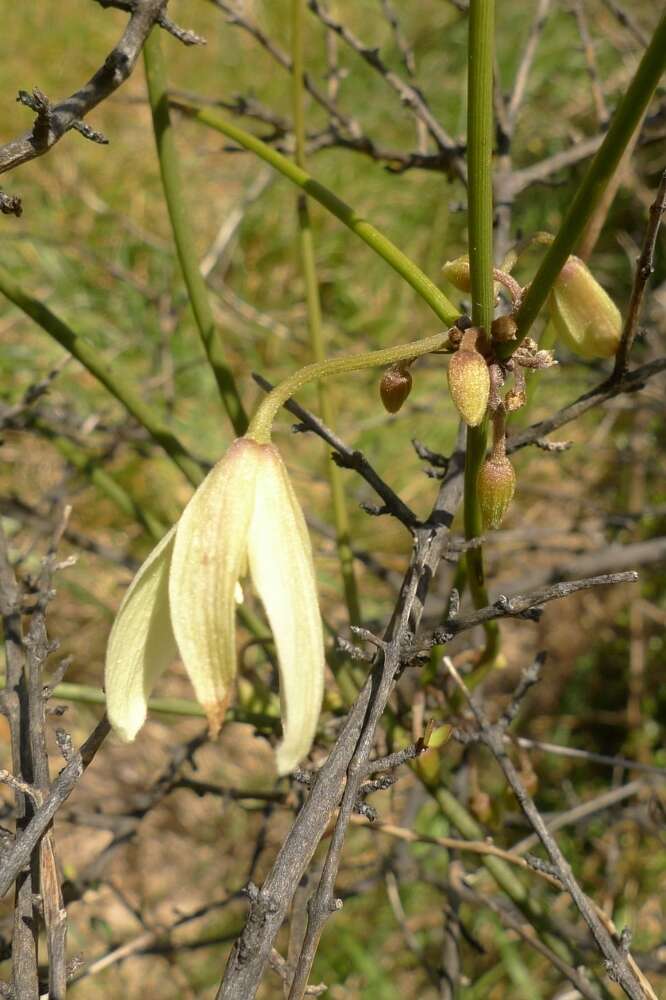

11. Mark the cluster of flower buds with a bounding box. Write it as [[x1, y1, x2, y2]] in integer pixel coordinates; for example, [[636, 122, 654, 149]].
[[439, 247, 621, 529]]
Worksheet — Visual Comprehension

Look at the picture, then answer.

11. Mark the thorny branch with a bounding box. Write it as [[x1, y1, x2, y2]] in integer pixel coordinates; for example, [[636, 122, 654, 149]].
[[612, 169, 666, 378], [0, 508, 110, 998], [429, 571, 639, 643], [509, 356, 666, 454], [444, 656, 655, 1000], [0, 0, 202, 214], [1, 3, 664, 997], [217, 458, 465, 999]]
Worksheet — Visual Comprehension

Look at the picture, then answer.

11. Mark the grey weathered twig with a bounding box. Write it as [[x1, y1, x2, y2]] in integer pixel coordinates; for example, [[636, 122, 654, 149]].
[[306, 0, 466, 181], [570, 0, 609, 126], [612, 169, 666, 378], [511, 778, 646, 856], [0, 715, 111, 900], [92, 0, 206, 46], [0, 0, 200, 207], [509, 356, 666, 453], [252, 372, 420, 529], [430, 571, 639, 643], [285, 529, 447, 1000], [209, 0, 360, 135], [512, 735, 666, 778], [448, 864, 601, 1000], [217, 457, 465, 999], [506, 0, 553, 129], [443, 656, 655, 1000], [0, 518, 40, 995]]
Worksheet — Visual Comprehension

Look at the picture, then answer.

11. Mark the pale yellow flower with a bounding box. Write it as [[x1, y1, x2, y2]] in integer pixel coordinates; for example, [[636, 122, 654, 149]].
[[105, 438, 325, 776], [549, 256, 622, 359]]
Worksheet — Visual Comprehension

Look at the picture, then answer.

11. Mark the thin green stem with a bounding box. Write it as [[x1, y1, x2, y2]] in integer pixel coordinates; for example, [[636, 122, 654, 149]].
[[0, 677, 278, 728], [465, 0, 499, 662], [179, 102, 460, 328], [0, 270, 277, 646], [291, 0, 360, 627], [143, 31, 248, 435], [0, 265, 204, 487], [506, 11, 666, 354], [247, 331, 453, 444]]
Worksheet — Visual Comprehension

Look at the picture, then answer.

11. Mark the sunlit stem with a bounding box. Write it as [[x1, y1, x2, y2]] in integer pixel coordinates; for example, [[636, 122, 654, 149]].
[[464, 0, 499, 664], [143, 31, 248, 435], [504, 12, 666, 356], [247, 331, 454, 444], [179, 102, 460, 328], [291, 0, 361, 632]]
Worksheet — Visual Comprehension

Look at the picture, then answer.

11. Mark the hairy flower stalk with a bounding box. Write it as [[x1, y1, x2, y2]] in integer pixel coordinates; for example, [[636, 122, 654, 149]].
[[105, 328, 458, 774]]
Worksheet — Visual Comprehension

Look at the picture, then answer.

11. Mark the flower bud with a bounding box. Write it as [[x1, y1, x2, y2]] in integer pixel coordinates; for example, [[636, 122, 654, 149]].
[[491, 314, 517, 343], [379, 364, 412, 413], [549, 256, 622, 359], [477, 454, 516, 529], [442, 255, 472, 292], [447, 330, 490, 427]]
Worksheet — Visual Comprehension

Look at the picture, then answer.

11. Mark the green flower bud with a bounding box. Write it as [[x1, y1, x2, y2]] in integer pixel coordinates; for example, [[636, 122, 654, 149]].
[[442, 255, 472, 293], [549, 256, 622, 359], [447, 329, 490, 427], [477, 454, 516, 529], [379, 364, 412, 413]]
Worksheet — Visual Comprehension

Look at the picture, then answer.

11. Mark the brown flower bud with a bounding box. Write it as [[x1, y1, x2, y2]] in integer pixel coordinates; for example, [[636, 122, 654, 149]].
[[491, 314, 518, 343], [380, 364, 412, 413], [446, 329, 490, 427], [477, 454, 516, 529], [549, 256, 622, 359]]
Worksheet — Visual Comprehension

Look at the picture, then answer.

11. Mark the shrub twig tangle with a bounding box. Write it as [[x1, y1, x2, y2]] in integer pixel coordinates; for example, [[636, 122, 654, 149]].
[[0, 2, 664, 998]]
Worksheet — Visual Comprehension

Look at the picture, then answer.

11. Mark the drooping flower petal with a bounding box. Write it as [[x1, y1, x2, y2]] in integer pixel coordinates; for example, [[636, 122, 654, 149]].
[[105, 526, 177, 741], [169, 439, 259, 737], [246, 444, 325, 775], [549, 256, 622, 359]]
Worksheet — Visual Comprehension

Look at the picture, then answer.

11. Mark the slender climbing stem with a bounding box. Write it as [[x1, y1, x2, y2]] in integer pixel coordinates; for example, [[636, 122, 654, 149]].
[[143, 31, 248, 435], [0, 265, 204, 487], [0, 677, 278, 727], [178, 102, 461, 328], [464, 0, 499, 661], [0, 270, 300, 646], [291, 0, 360, 626], [247, 330, 454, 444]]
